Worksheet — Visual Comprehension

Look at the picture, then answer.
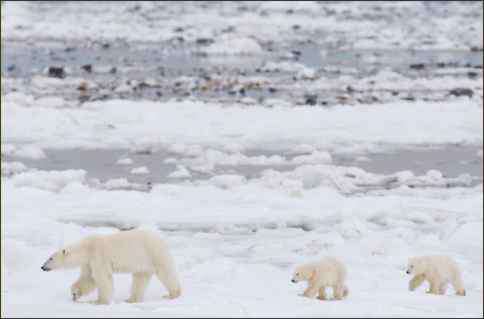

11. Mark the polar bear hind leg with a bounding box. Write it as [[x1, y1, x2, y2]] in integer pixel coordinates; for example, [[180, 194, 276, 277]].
[[155, 268, 181, 299], [333, 285, 347, 300], [438, 281, 448, 295], [91, 263, 114, 304], [451, 275, 466, 296]]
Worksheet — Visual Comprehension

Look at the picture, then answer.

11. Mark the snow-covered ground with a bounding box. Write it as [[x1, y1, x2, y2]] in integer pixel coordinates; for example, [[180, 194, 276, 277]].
[[1, 1, 483, 318], [2, 1, 482, 50], [2, 173, 483, 317], [2, 97, 482, 317]]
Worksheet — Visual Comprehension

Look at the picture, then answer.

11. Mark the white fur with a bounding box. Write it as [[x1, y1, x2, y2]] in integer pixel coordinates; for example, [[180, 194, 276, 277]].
[[291, 257, 349, 300], [41, 229, 181, 304], [407, 255, 466, 296]]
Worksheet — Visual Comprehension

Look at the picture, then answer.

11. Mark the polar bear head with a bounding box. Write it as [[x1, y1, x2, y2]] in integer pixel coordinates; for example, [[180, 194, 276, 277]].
[[291, 264, 315, 283], [41, 243, 86, 271], [406, 257, 427, 275]]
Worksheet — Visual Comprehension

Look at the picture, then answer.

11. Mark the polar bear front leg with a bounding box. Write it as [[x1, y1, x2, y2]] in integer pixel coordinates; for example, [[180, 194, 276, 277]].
[[126, 272, 152, 303], [409, 274, 425, 291], [303, 284, 319, 298], [91, 266, 114, 305], [317, 287, 327, 300], [426, 278, 441, 295], [71, 265, 97, 301]]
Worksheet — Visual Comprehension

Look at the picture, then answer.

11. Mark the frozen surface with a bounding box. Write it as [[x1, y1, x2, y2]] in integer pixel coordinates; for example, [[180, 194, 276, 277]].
[[1, 1, 483, 318], [2, 2, 483, 50], [1, 174, 483, 317], [2, 97, 482, 152]]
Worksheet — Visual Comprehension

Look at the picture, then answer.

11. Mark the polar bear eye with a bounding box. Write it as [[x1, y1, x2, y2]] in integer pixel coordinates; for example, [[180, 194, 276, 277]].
[[62, 249, 67, 255]]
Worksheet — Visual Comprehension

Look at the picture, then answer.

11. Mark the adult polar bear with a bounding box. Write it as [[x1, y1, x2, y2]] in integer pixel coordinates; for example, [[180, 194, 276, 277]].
[[41, 229, 181, 304]]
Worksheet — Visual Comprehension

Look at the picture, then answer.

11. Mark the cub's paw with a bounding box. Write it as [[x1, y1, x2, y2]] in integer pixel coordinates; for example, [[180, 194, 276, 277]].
[[71, 286, 82, 301], [125, 297, 140, 303]]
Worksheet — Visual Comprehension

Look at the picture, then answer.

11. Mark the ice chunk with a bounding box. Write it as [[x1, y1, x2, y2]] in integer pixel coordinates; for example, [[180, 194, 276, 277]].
[[12, 169, 86, 192], [209, 174, 247, 189], [291, 151, 332, 165], [1, 161, 27, 176], [116, 157, 133, 165], [130, 166, 149, 174], [205, 36, 262, 55], [168, 165, 192, 179]]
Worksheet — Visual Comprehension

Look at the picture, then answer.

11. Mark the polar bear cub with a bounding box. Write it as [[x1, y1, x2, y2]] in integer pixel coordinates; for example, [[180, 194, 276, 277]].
[[406, 255, 465, 296], [41, 229, 181, 304], [291, 257, 348, 300]]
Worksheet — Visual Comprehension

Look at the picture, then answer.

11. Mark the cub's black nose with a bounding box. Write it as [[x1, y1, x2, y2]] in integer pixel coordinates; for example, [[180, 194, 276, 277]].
[[291, 279, 297, 283], [41, 266, 50, 271], [406, 270, 410, 274]]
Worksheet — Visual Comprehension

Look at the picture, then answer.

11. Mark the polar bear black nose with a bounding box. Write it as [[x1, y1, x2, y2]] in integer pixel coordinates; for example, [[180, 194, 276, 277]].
[[406, 270, 410, 274], [291, 279, 297, 283], [41, 265, 50, 271]]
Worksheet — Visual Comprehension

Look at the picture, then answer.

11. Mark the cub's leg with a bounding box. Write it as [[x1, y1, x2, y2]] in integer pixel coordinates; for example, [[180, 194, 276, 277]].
[[303, 284, 319, 298], [426, 278, 441, 295], [333, 285, 347, 300], [317, 287, 327, 300], [451, 274, 466, 296], [438, 282, 448, 295], [342, 285, 349, 298]]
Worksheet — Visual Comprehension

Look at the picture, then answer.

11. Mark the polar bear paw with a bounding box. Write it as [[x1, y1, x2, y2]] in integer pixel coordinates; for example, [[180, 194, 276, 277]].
[[71, 286, 82, 301]]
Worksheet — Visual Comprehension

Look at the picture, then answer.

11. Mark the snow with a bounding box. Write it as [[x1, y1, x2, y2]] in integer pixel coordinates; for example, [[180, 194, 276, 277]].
[[35, 96, 66, 109], [261, 61, 317, 79], [103, 178, 132, 190], [299, 71, 483, 96], [1, 161, 27, 177], [1, 144, 46, 159], [2, 2, 482, 50], [292, 151, 332, 165], [10, 169, 86, 192], [204, 36, 263, 55], [168, 166, 191, 179], [2, 97, 482, 153], [1, 172, 483, 317], [208, 174, 247, 190], [2, 1, 483, 317], [3, 98, 481, 317], [116, 158, 133, 165], [130, 166, 149, 175]]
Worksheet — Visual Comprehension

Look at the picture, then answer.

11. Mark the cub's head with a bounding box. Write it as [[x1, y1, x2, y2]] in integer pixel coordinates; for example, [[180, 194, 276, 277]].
[[406, 257, 426, 276], [41, 244, 85, 271], [291, 264, 315, 283]]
